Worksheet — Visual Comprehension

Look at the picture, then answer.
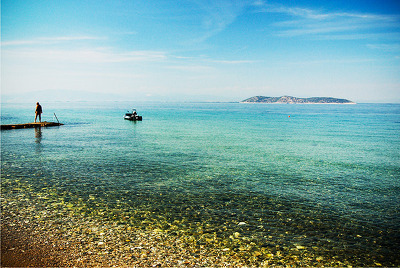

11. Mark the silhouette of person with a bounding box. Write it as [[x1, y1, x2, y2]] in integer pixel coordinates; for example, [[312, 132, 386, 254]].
[[35, 102, 43, 123]]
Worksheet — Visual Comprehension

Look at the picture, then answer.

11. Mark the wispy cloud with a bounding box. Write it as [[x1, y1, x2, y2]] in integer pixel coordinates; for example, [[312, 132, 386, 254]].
[[367, 43, 400, 51], [206, 59, 257, 64], [315, 33, 400, 41], [254, 2, 400, 39], [190, 0, 250, 42], [165, 55, 257, 73], [166, 64, 215, 72], [1, 34, 168, 63], [1, 36, 103, 46], [3, 47, 167, 64]]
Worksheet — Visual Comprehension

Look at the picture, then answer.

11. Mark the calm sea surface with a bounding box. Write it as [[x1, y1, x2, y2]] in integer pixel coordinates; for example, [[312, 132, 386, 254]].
[[1, 102, 400, 265]]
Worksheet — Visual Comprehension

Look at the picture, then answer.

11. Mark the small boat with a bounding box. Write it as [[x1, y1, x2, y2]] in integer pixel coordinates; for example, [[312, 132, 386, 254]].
[[124, 109, 142, 121]]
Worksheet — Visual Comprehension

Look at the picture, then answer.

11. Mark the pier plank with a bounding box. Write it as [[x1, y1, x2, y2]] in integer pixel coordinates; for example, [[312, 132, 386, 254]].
[[1, 122, 64, 130]]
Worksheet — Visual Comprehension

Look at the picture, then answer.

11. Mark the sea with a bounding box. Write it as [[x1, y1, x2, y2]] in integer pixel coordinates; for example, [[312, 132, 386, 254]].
[[1, 101, 400, 266]]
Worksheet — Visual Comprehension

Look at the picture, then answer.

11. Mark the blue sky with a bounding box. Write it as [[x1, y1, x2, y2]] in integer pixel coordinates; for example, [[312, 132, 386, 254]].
[[2, 0, 400, 102]]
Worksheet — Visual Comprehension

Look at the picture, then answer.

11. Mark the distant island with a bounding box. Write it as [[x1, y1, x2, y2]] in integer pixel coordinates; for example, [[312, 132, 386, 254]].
[[241, 95, 355, 104]]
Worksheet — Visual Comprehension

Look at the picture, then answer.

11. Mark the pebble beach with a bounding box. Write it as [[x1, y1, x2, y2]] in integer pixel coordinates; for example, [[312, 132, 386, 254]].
[[2, 194, 352, 267], [0, 179, 385, 267]]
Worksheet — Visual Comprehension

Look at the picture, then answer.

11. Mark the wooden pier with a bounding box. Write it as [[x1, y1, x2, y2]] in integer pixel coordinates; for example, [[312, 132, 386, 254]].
[[1, 121, 64, 130]]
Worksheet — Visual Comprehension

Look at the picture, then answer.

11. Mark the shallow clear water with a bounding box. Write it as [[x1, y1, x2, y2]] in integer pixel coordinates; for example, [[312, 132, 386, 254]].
[[2, 102, 400, 265]]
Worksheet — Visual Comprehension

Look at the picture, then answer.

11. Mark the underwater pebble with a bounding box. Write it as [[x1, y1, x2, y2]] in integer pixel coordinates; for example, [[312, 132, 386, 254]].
[[2, 176, 394, 268]]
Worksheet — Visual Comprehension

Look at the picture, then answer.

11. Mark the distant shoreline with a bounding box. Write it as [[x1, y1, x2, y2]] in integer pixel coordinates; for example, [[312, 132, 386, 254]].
[[239, 102, 356, 104], [3, 100, 400, 105], [242, 95, 355, 104], [239, 101, 358, 105]]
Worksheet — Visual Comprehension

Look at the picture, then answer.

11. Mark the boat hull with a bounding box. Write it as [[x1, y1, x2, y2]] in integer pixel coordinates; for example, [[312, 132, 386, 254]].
[[124, 115, 142, 121]]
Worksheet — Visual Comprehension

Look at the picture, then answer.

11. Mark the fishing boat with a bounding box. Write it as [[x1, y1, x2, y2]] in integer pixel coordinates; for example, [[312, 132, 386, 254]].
[[124, 109, 142, 121]]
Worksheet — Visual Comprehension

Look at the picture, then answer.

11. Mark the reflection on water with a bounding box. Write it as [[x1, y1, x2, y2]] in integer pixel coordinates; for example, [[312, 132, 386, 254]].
[[35, 127, 43, 154], [35, 127, 42, 144]]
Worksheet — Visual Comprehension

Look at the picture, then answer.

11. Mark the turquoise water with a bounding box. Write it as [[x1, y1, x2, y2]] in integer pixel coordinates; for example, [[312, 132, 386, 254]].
[[2, 102, 400, 265]]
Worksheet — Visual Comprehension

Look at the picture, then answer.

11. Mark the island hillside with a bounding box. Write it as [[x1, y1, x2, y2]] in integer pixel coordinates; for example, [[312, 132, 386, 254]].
[[242, 95, 355, 104]]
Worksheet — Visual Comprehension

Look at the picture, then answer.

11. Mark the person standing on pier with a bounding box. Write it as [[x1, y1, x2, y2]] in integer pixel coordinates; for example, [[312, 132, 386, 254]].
[[35, 102, 43, 123]]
